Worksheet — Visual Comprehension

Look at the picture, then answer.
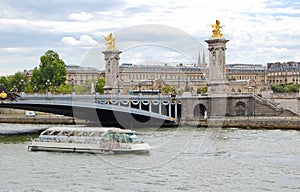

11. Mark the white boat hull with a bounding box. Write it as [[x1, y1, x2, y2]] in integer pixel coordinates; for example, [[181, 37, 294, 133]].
[[28, 141, 150, 154]]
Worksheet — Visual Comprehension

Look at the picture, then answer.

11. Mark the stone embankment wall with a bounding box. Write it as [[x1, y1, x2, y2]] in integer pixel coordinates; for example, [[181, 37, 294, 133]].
[[180, 118, 300, 129]]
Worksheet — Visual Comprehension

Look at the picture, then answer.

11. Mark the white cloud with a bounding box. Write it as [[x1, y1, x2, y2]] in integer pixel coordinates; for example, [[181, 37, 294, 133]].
[[1, 0, 300, 75], [68, 12, 94, 21], [61, 35, 98, 47]]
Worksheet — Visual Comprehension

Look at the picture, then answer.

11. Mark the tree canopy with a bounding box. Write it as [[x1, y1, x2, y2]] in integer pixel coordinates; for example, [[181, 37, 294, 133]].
[[30, 50, 67, 91], [271, 83, 300, 93], [96, 77, 105, 94]]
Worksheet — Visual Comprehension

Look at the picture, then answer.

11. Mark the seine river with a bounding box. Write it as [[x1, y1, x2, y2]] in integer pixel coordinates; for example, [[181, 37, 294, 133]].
[[0, 124, 300, 192]]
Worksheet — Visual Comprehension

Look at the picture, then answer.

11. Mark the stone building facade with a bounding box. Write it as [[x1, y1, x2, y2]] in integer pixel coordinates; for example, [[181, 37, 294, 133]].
[[116, 62, 269, 95], [118, 63, 208, 94], [26, 65, 102, 86], [267, 61, 300, 85], [66, 65, 101, 85], [226, 64, 267, 93]]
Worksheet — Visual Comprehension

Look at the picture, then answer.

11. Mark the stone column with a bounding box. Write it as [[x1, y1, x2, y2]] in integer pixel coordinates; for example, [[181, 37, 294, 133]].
[[205, 38, 229, 118], [205, 38, 229, 95], [102, 50, 122, 94]]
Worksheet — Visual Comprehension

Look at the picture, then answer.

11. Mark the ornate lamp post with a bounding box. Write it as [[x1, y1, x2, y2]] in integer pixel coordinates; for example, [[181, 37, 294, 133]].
[[53, 86, 57, 95], [117, 75, 120, 94], [95, 81, 99, 94], [19, 79, 25, 93], [12, 85, 18, 93], [33, 85, 38, 95], [45, 79, 51, 93], [71, 78, 75, 94]]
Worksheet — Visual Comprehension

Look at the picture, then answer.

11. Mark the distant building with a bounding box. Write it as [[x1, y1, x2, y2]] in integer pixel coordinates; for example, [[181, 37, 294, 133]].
[[66, 65, 101, 85], [267, 61, 300, 85], [25, 65, 102, 86], [117, 63, 271, 94], [226, 64, 267, 93], [119, 63, 208, 94]]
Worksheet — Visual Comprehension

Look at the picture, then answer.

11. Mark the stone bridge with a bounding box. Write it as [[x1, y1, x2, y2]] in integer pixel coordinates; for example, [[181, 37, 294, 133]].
[[1, 92, 296, 128]]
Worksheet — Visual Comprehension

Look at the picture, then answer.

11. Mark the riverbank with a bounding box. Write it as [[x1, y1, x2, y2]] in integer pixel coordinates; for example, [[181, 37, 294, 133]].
[[182, 116, 300, 129], [0, 114, 86, 125]]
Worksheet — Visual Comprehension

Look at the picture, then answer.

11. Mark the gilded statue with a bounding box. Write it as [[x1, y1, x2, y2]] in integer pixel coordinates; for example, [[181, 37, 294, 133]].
[[210, 20, 224, 39], [103, 33, 117, 50]]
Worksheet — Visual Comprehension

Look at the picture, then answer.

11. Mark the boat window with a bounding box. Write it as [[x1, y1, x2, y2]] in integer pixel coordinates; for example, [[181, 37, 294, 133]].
[[94, 132, 100, 137], [101, 133, 110, 141], [41, 131, 52, 135], [51, 131, 60, 135], [121, 134, 128, 143], [128, 133, 138, 143]]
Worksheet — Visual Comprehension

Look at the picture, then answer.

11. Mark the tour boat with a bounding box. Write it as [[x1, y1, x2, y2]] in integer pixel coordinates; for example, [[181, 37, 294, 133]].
[[28, 127, 151, 154]]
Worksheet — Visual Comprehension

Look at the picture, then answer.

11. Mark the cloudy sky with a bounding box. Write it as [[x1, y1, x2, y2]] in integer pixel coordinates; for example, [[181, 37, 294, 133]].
[[0, 0, 300, 75]]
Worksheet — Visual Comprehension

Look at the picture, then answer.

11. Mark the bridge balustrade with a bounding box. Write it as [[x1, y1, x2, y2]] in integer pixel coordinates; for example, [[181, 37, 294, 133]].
[[18, 94, 181, 120]]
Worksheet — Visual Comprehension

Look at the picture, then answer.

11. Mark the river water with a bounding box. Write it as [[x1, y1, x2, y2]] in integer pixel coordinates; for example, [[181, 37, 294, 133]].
[[0, 124, 299, 192]]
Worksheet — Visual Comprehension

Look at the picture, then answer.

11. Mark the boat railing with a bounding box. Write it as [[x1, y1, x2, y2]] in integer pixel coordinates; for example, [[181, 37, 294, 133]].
[[37, 135, 141, 145]]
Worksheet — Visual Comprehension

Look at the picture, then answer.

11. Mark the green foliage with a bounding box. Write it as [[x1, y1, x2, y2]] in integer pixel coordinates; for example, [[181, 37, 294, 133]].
[[96, 77, 105, 94], [56, 84, 72, 94], [271, 83, 300, 93], [75, 84, 89, 93], [198, 87, 208, 94], [271, 84, 284, 92], [0, 76, 8, 87], [30, 50, 66, 92], [161, 86, 175, 95], [24, 83, 34, 93], [0, 72, 27, 92], [228, 77, 236, 81]]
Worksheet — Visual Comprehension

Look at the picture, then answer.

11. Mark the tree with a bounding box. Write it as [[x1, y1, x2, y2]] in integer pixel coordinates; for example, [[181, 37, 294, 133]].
[[30, 50, 67, 91], [96, 77, 105, 94], [271, 83, 300, 93], [284, 83, 300, 93], [56, 84, 72, 94], [271, 84, 284, 93], [5, 72, 27, 92], [0, 76, 8, 88]]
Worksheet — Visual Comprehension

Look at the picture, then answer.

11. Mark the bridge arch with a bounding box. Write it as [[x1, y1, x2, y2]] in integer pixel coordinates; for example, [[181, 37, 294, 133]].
[[193, 103, 207, 117]]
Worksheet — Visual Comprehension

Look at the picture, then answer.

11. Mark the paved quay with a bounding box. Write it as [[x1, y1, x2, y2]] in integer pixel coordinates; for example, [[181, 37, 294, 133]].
[[0, 114, 85, 125]]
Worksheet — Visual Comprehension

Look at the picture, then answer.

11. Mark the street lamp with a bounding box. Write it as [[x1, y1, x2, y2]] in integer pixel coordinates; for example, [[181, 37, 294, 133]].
[[95, 81, 99, 94], [117, 75, 120, 94], [33, 85, 38, 95], [11, 85, 18, 93], [19, 79, 25, 93], [10, 85, 18, 93], [53, 86, 57, 95], [45, 79, 51, 93], [71, 78, 75, 93]]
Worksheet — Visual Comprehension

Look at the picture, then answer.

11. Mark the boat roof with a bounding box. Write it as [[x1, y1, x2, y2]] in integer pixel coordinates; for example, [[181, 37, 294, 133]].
[[43, 127, 136, 133]]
